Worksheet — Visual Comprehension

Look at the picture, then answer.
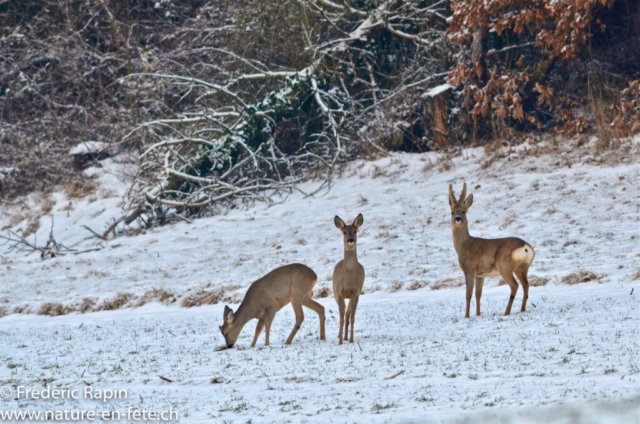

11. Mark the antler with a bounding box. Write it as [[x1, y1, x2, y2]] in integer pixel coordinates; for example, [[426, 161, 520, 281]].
[[448, 184, 457, 206], [459, 182, 467, 203]]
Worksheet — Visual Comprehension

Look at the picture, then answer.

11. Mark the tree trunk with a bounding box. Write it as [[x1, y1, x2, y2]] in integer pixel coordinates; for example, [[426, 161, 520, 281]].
[[423, 86, 451, 148], [471, 25, 488, 84]]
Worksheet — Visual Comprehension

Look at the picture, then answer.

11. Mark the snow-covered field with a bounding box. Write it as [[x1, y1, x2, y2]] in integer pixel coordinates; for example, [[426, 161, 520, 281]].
[[1, 141, 639, 422], [0, 282, 638, 423]]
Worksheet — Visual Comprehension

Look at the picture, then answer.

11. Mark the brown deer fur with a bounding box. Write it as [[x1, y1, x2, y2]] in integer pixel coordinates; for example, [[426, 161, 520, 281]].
[[448, 183, 535, 318], [333, 214, 365, 344], [219, 263, 326, 348]]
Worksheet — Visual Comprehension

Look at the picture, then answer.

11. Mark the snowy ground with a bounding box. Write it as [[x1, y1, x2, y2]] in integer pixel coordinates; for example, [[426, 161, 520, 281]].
[[0, 283, 637, 422], [0, 141, 639, 422]]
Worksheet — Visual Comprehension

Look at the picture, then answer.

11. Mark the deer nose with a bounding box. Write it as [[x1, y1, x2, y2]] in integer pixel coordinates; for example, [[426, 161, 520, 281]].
[[347, 238, 355, 244], [455, 217, 462, 223], [227, 344, 234, 349]]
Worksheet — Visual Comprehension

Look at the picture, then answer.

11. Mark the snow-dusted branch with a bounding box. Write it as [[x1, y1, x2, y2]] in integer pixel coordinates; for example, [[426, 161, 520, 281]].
[[122, 73, 249, 109], [102, 0, 452, 237], [313, 0, 368, 18]]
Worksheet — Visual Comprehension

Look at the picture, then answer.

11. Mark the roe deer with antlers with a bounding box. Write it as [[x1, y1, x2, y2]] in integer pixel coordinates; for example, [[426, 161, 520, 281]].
[[219, 264, 326, 348], [448, 183, 535, 318], [333, 213, 365, 344]]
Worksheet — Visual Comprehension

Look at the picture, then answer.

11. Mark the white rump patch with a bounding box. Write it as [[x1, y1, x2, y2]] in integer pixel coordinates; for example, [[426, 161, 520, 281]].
[[512, 243, 535, 264]]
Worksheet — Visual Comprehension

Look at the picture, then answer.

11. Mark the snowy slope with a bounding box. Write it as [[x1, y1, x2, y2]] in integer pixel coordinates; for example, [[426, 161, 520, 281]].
[[0, 142, 639, 422], [0, 143, 638, 314]]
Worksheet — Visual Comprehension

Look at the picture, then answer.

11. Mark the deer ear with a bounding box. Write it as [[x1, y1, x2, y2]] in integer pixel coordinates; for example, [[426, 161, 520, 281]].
[[464, 194, 473, 209], [448, 184, 456, 207], [334, 215, 346, 230], [353, 213, 363, 229], [224, 305, 234, 324]]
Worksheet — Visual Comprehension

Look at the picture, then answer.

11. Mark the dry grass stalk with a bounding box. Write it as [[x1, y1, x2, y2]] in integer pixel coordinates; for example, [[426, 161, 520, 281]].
[[561, 271, 603, 285]]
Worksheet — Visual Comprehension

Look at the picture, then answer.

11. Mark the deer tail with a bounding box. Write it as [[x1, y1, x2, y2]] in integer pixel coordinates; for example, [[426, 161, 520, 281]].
[[512, 243, 535, 266]]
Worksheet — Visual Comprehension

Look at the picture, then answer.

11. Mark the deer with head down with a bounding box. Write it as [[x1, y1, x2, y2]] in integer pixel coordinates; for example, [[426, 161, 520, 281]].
[[219, 263, 326, 348], [333, 213, 365, 345], [448, 183, 535, 318]]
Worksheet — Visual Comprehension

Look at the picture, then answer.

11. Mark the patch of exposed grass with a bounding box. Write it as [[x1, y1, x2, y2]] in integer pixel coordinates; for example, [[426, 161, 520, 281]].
[[389, 281, 403, 292], [408, 280, 428, 290], [437, 151, 455, 172], [431, 277, 462, 290], [604, 366, 617, 375], [375, 226, 398, 241], [356, 195, 368, 206], [22, 219, 40, 238], [371, 165, 388, 179], [98, 293, 135, 311], [86, 269, 110, 279], [529, 276, 549, 287], [371, 402, 397, 412], [79, 297, 96, 313], [361, 284, 380, 295], [137, 288, 176, 306], [63, 179, 97, 199], [181, 284, 240, 308], [38, 302, 73, 317], [313, 285, 332, 298], [561, 271, 604, 285]]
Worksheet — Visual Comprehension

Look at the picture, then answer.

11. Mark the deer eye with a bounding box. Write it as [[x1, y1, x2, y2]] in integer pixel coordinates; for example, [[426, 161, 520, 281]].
[[462, 211, 466, 214], [343, 231, 346, 235]]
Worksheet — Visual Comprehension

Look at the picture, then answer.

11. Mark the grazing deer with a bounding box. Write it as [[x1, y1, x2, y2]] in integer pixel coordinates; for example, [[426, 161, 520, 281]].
[[219, 263, 326, 348], [448, 183, 535, 318], [333, 213, 365, 344]]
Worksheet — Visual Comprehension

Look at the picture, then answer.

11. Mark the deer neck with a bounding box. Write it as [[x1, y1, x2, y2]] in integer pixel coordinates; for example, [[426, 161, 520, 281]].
[[233, 301, 256, 329], [343, 248, 359, 270], [452, 222, 472, 254]]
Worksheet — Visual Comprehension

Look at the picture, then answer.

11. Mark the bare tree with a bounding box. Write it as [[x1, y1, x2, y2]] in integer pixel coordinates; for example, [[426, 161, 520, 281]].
[[105, 0, 453, 235]]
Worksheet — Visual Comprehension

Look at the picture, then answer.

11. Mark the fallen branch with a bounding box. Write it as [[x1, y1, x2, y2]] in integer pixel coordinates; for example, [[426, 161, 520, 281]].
[[384, 370, 405, 380], [100, 203, 145, 240], [0, 218, 76, 258]]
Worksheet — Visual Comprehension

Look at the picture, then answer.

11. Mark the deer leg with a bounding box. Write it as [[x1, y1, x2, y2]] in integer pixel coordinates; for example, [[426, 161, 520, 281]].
[[349, 296, 359, 343], [344, 300, 351, 339], [501, 271, 519, 316], [285, 300, 304, 345], [337, 296, 346, 345], [464, 272, 475, 318], [303, 296, 326, 341], [475, 277, 484, 316], [251, 319, 265, 347], [515, 267, 530, 313], [264, 308, 276, 346]]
